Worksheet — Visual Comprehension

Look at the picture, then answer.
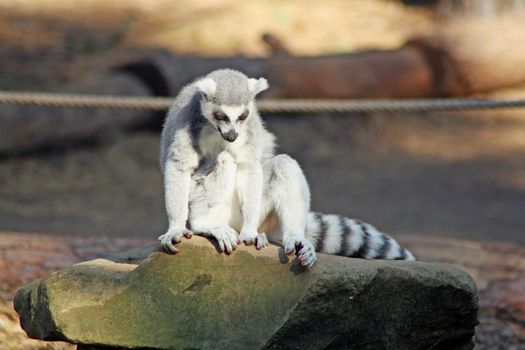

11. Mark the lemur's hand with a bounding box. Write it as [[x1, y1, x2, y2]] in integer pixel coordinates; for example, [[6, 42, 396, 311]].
[[283, 235, 316, 268], [207, 225, 239, 254], [158, 227, 193, 254], [239, 228, 268, 249]]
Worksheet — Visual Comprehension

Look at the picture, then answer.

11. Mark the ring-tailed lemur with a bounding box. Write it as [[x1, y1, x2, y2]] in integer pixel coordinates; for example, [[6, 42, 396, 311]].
[[159, 69, 415, 268]]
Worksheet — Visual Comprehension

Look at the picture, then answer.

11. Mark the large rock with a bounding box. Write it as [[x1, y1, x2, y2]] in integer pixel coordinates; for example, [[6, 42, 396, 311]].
[[14, 236, 478, 350]]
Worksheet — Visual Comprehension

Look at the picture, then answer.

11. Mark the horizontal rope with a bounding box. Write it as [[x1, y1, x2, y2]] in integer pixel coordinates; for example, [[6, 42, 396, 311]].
[[0, 91, 525, 113]]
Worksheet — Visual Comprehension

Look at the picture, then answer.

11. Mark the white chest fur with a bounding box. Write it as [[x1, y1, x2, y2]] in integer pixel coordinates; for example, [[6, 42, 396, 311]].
[[197, 125, 224, 159], [191, 126, 244, 230], [197, 124, 248, 162]]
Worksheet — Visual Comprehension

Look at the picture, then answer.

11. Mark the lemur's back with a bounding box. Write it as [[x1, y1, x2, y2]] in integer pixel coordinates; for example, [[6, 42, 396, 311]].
[[160, 82, 201, 170]]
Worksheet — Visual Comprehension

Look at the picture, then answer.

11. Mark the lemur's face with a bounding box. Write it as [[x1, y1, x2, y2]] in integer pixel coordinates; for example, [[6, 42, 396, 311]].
[[196, 70, 268, 143], [205, 104, 249, 142]]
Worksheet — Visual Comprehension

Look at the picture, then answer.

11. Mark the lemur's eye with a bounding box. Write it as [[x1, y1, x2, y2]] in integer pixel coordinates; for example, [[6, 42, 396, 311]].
[[213, 111, 229, 122], [238, 111, 249, 121]]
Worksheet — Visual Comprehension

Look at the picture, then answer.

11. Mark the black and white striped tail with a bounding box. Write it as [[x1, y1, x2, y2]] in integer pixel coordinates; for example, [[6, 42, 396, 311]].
[[305, 212, 415, 261]]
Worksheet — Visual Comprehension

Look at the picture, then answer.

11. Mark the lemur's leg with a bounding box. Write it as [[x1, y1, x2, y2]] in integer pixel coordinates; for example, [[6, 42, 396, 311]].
[[188, 152, 240, 253], [261, 154, 316, 268]]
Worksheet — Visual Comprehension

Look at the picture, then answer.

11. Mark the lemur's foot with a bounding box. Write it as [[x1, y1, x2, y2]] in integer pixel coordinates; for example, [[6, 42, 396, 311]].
[[240, 228, 268, 249], [297, 241, 316, 268], [239, 228, 258, 246], [158, 228, 193, 254], [255, 233, 269, 250], [283, 235, 317, 268], [208, 226, 239, 254]]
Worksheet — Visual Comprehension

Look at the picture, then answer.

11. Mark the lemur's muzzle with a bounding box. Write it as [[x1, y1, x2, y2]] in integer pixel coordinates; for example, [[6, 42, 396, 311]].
[[221, 129, 238, 142]]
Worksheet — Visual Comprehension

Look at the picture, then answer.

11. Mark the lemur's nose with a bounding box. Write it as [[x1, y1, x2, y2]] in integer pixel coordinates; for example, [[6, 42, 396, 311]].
[[222, 130, 238, 142]]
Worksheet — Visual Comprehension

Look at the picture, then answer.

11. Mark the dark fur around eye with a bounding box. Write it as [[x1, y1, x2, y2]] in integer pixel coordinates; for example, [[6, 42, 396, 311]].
[[238, 111, 249, 121], [213, 111, 229, 122]]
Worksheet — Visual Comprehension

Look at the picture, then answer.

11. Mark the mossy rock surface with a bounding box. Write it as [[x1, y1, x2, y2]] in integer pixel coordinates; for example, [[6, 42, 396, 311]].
[[15, 236, 478, 350]]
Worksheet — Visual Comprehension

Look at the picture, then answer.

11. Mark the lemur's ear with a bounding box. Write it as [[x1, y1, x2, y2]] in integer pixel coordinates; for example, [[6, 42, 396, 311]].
[[248, 77, 269, 96], [196, 78, 217, 99]]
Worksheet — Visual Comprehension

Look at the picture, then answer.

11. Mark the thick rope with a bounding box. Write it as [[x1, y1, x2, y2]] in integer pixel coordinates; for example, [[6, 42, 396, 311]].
[[0, 91, 525, 113]]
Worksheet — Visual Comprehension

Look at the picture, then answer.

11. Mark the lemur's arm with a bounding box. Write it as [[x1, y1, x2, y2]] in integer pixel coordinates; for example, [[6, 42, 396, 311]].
[[237, 161, 267, 247], [164, 163, 192, 228], [159, 128, 199, 253]]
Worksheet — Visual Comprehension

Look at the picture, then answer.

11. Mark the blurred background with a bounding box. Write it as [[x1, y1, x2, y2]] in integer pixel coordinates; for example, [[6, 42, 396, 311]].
[[0, 0, 524, 349]]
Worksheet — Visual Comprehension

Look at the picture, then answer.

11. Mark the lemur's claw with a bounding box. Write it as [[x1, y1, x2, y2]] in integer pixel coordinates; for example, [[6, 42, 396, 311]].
[[158, 228, 193, 254], [239, 228, 259, 246], [210, 225, 238, 254], [284, 235, 300, 255], [298, 244, 317, 268], [255, 233, 269, 250], [283, 235, 317, 268]]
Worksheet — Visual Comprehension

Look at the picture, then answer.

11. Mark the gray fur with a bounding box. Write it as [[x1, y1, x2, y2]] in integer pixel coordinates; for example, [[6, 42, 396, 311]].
[[205, 69, 255, 105], [159, 68, 415, 265]]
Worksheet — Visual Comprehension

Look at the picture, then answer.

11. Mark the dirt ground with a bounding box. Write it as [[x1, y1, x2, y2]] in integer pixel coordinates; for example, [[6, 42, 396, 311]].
[[1, 111, 525, 247]]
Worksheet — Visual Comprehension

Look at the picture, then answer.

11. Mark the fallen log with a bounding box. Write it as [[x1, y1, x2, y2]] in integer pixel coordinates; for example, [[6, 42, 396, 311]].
[[120, 45, 446, 100], [2, 17, 525, 155], [122, 20, 525, 100]]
